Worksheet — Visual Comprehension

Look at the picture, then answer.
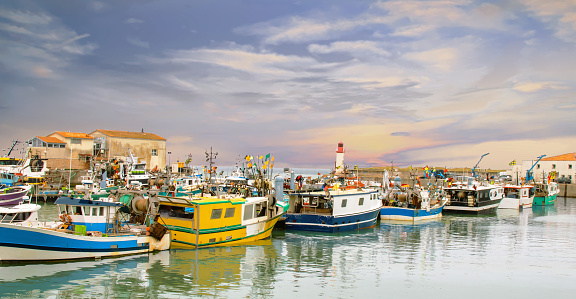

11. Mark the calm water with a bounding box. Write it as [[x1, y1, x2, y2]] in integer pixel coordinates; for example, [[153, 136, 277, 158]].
[[2, 198, 576, 298]]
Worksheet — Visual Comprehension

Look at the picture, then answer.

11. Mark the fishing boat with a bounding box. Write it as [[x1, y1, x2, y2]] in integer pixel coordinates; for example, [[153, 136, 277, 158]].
[[499, 184, 534, 209], [443, 177, 504, 214], [380, 173, 446, 221], [284, 187, 381, 232], [522, 155, 559, 206], [0, 185, 31, 206], [157, 193, 288, 248], [0, 196, 170, 262], [533, 182, 559, 206]]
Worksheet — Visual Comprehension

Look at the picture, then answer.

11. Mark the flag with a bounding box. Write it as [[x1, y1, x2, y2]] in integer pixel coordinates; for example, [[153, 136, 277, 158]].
[[509, 160, 516, 166], [265, 153, 270, 161]]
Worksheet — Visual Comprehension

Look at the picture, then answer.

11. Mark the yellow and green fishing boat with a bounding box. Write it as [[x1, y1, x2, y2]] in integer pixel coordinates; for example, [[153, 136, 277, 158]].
[[157, 195, 288, 248]]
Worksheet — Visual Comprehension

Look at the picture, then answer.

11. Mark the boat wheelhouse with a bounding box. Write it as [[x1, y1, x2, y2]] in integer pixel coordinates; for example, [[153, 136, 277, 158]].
[[533, 182, 559, 206], [157, 194, 288, 248], [443, 177, 504, 214], [499, 185, 534, 209], [284, 188, 381, 233]]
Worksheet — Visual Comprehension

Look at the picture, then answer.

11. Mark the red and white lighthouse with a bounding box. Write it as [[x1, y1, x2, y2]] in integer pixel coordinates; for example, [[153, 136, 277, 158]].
[[335, 142, 345, 175]]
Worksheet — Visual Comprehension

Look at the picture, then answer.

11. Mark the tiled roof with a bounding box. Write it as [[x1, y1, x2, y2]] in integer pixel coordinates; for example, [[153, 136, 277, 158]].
[[53, 131, 94, 139], [92, 129, 166, 141], [541, 153, 576, 161], [37, 136, 66, 144]]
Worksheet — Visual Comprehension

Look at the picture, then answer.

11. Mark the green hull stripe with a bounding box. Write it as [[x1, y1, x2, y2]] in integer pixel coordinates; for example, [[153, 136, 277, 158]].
[[166, 213, 283, 234], [172, 224, 276, 247]]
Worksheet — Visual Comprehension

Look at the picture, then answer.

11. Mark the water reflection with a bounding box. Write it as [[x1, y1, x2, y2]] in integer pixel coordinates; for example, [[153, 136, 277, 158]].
[[1, 198, 576, 298]]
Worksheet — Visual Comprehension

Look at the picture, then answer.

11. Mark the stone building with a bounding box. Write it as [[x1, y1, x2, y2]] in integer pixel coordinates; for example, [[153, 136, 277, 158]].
[[89, 129, 167, 171], [28, 131, 94, 169]]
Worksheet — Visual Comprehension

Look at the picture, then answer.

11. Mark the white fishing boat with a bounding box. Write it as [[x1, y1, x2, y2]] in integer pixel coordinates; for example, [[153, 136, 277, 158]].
[[443, 177, 504, 214], [0, 196, 170, 262], [498, 184, 534, 209]]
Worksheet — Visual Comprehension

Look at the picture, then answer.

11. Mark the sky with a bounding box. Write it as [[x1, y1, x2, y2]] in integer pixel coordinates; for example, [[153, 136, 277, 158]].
[[1, 0, 575, 170]]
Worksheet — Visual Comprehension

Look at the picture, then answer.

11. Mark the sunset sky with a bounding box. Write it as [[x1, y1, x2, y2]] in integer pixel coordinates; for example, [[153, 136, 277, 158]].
[[1, 0, 575, 170]]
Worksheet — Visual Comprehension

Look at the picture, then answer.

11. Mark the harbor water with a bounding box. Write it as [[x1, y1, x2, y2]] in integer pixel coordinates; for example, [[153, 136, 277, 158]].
[[2, 198, 576, 298]]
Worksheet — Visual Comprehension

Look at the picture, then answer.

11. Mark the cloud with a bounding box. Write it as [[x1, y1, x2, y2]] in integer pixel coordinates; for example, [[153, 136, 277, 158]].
[[0, 9, 52, 24], [520, 0, 576, 42], [512, 81, 569, 92], [308, 40, 391, 57], [236, 14, 389, 45], [124, 18, 144, 24], [391, 132, 410, 136], [403, 48, 460, 71], [127, 37, 150, 49]]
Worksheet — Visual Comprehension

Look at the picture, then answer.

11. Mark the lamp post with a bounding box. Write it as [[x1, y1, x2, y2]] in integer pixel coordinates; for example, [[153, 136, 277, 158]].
[[168, 151, 172, 172]]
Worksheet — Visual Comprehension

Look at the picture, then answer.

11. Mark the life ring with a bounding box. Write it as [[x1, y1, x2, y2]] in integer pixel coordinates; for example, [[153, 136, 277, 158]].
[[59, 214, 72, 225]]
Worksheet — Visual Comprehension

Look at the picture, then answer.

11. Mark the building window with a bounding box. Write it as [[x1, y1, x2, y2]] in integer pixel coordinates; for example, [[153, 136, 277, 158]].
[[537, 164, 540, 169], [569, 165, 573, 170], [71, 138, 81, 145], [552, 164, 556, 169], [151, 149, 158, 156]]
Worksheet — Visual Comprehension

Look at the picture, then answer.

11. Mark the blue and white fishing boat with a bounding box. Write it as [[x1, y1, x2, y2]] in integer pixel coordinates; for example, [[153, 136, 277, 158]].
[[380, 174, 446, 221], [0, 196, 170, 262], [284, 187, 382, 233], [380, 171, 446, 221]]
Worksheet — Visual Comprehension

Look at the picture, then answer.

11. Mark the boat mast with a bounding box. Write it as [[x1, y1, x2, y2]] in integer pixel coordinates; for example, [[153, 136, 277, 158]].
[[3, 140, 20, 157]]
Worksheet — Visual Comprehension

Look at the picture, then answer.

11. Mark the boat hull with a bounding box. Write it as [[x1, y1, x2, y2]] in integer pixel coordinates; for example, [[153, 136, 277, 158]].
[[167, 214, 282, 249], [0, 187, 29, 206], [443, 199, 502, 215], [284, 207, 380, 233], [380, 205, 444, 221], [0, 224, 167, 262], [533, 194, 557, 206]]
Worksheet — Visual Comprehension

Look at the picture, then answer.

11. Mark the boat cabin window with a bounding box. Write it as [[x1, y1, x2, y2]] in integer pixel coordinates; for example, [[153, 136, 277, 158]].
[[211, 209, 223, 219], [256, 201, 267, 217], [478, 190, 489, 201], [1, 212, 31, 223], [159, 205, 194, 219], [341, 199, 347, 208], [225, 208, 235, 218], [244, 204, 254, 220], [83, 206, 91, 216], [359, 197, 364, 206], [505, 189, 519, 198], [92, 207, 99, 216]]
